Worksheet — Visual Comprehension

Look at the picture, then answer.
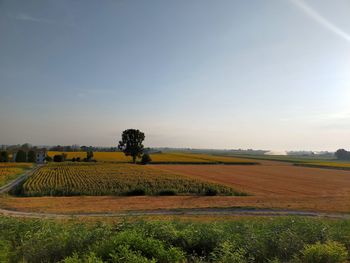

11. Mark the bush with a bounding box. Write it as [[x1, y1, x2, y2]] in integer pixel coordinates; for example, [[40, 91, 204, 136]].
[[125, 188, 146, 196], [300, 241, 348, 263], [141, 153, 152, 165], [53, 154, 65, 162], [96, 230, 185, 262], [0, 151, 9, 162], [158, 189, 177, 196], [205, 187, 218, 196], [210, 241, 247, 263], [15, 150, 27, 162]]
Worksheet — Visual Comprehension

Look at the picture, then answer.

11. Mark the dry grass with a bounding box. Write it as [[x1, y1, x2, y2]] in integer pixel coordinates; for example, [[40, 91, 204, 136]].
[[20, 162, 241, 196], [0, 163, 33, 187], [1, 195, 350, 214]]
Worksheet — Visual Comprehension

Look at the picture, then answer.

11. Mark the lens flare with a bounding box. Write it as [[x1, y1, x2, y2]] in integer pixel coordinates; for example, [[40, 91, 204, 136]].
[[290, 0, 350, 44]]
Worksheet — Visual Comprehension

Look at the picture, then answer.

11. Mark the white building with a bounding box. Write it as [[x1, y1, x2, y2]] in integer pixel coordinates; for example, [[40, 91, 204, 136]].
[[35, 150, 47, 164], [12, 149, 47, 164]]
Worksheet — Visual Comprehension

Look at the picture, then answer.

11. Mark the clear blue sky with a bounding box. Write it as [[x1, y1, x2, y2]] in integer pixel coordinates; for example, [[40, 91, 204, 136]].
[[1, 0, 349, 151]]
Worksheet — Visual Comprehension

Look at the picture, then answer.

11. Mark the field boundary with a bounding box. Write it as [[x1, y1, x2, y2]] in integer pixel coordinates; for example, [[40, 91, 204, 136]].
[[293, 163, 350, 171], [0, 206, 349, 219], [149, 162, 259, 165]]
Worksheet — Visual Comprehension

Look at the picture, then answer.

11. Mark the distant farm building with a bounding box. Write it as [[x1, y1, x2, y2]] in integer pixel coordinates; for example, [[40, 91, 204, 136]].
[[12, 149, 47, 164]]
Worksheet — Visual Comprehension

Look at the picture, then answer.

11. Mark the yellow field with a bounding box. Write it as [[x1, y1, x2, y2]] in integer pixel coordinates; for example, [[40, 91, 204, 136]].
[[0, 163, 33, 187], [297, 161, 350, 169], [21, 162, 243, 196], [48, 151, 130, 162], [48, 151, 257, 164]]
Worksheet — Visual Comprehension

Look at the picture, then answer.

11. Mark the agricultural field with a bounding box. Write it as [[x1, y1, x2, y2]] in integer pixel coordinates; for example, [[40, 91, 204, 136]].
[[48, 151, 258, 164], [155, 161, 350, 197], [4, 159, 350, 214], [222, 153, 350, 170], [295, 161, 350, 170], [0, 163, 33, 187], [19, 162, 243, 197]]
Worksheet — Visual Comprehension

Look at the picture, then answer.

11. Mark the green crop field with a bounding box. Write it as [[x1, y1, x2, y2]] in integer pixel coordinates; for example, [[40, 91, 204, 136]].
[[19, 162, 243, 196]]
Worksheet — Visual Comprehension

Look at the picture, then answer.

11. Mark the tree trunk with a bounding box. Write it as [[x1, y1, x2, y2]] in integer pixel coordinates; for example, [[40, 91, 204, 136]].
[[132, 155, 136, 164]]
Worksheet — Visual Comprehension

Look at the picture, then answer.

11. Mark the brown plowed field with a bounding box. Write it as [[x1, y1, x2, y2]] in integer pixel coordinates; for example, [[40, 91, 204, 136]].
[[154, 161, 350, 198], [1, 160, 350, 214]]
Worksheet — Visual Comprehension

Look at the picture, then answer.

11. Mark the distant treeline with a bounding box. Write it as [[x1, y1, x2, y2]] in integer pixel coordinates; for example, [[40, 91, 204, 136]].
[[49, 145, 118, 152], [335, 149, 350, 160]]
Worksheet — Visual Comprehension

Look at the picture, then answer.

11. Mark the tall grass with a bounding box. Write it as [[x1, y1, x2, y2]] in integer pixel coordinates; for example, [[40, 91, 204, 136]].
[[0, 216, 349, 262]]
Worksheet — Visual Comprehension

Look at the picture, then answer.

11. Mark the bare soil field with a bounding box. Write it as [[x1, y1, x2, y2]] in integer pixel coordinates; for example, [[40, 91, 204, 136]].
[[1, 160, 350, 214], [154, 161, 350, 197]]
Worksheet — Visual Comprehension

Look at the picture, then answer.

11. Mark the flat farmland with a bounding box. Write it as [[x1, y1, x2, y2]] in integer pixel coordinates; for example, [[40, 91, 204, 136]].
[[154, 161, 350, 197], [2, 159, 350, 214], [19, 163, 241, 196], [48, 151, 257, 164]]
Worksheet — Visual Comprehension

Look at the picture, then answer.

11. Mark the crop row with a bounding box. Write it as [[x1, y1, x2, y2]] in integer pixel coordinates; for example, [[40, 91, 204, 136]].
[[20, 163, 244, 196]]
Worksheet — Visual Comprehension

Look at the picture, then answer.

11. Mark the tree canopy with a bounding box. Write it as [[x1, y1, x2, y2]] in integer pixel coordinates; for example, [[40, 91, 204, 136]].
[[15, 150, 27, 162], [118, 129, 145, 163], [335, 149, 350, 160], [0, 151, 9, 162], [27, 150, 36, 163]]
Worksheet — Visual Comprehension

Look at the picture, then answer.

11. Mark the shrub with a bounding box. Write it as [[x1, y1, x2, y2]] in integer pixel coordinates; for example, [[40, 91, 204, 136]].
[[158, 189, 177, 196], [205, 187, 218, 196], [300, 241, 348, 263], [0, 151, 9, 162], [96, 230, 185, 262], [125, 188, 146, 196], [53, 154, 65, 162], [141, 153, 152, 165], [210, 241, 247, 263], [15, 150, 27, 162]]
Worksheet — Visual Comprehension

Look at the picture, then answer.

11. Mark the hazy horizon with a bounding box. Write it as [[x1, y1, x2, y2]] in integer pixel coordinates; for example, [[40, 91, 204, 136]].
[[1, 0, 350, 151]]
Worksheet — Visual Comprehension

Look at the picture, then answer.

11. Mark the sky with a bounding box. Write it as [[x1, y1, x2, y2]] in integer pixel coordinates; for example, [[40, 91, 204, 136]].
[[0, 0, 350, 151]]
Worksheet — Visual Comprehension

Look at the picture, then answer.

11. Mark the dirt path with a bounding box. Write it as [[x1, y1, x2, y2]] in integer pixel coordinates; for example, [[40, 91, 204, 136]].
[[0, 165, 42, 194], [0, 206, 349, 219]]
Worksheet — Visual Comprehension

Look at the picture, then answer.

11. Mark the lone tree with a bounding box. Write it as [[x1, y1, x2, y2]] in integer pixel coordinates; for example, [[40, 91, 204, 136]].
[[335, 149, 350, 160], [118, 129, 145, 163], [86, 151, 94, 162]]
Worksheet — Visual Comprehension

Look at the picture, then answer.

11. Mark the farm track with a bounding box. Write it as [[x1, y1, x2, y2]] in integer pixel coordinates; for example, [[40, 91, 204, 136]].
[[0, 165, 42, 194], [0, 206, 349, 219]]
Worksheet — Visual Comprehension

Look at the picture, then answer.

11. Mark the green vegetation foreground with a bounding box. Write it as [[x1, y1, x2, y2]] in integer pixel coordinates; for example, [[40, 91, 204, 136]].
[[0, 216, 349, 262]]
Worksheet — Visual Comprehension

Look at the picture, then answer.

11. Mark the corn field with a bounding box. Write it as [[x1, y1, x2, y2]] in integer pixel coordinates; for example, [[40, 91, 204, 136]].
[[21, 163, 243, 196]]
